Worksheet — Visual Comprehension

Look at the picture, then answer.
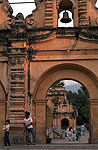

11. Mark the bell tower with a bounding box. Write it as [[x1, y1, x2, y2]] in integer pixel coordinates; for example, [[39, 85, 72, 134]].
[[25, 0, 98, 29]]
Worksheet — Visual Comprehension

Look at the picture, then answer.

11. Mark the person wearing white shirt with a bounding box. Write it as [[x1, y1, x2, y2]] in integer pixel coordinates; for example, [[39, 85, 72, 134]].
[[3, 120, 10, 146], [24, 111, 36, 145]]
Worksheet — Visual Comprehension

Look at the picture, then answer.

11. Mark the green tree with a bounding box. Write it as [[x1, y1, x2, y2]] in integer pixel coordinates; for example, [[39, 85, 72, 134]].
[[51, 80, 65, 89], [66, 85, 89, 124]]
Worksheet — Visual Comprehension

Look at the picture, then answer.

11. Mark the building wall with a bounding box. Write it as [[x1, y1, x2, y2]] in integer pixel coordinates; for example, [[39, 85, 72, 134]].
[[0, 0, 98, 144]]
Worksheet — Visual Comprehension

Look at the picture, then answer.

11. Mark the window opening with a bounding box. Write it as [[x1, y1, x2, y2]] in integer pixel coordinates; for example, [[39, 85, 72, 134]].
[[58, 0, 74, 27], [46, 79, 89, 143], [8, 0, 36, 18]]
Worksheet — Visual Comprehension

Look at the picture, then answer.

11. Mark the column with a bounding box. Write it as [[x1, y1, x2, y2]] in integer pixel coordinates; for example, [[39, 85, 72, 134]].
[[35, 99, 47, 144], [89, 99, 98, 143]]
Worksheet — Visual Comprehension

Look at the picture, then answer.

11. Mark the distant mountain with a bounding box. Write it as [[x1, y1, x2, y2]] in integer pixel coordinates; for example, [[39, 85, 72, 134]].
[[65, 83, 81, 93]]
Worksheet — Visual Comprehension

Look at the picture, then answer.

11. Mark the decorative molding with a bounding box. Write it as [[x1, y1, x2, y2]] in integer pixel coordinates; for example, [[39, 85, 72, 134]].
[[26, 18, 37, 28], [4, 19, 14, 29], [34, 99, 48, 104], [7, 47, 27, 126], [3, 2, 13, 15], [44, 0, 53, 28], [95, 17, 98, 25], [0, 100, 6, 103], [0, 0, 4, 3], [78, 0, 89, 27], [16, 13, 24, 20], [89, 99, 98, 104]]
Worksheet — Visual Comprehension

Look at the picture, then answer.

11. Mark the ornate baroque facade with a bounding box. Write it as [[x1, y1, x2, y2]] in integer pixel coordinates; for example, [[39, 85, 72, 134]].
[[0, 0, 98, 144], [46, 87, 78, 134]]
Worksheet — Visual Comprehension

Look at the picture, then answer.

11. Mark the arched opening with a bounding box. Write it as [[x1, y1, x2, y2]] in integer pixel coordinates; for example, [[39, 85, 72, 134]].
[[61, 118, 69, 130], [34, 63, 98, 144], [58, 0, 74, 27], [46, 79, 89, 143], [8, 0, 37, 18]]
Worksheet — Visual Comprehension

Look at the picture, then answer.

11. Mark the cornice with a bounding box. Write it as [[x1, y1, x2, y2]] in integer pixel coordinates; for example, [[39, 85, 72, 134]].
[[0, 26, 98, 43]]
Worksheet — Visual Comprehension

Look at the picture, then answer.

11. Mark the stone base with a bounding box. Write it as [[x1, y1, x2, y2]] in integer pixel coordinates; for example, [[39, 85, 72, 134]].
[[10, 126, 25, 144]]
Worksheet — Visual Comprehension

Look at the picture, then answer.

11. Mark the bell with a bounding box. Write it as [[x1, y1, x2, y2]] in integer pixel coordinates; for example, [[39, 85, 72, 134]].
[[60, 11, 72, 23]]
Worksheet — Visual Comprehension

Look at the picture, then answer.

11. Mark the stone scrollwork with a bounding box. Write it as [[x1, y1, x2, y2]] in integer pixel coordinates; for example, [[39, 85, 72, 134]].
[[3, 2, 13, 15], [0, 0, 4, 3], [95, 17, 98, 25], [4, 19, 14, 29], [26, 17, 37, 28], [16, 13, 24, 20]]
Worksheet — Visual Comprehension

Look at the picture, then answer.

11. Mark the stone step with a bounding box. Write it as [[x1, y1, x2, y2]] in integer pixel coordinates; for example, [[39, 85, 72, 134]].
[[0, 144, 98, 149]]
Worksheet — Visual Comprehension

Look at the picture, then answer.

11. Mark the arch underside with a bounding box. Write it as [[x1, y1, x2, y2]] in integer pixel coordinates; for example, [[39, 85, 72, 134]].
[[34, 63, 98, 101]]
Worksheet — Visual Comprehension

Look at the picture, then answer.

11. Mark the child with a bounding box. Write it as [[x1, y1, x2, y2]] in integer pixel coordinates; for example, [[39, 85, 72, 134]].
[[2, 120, 10, 146], [71, 131, 77, 141], [24, 111, 36, 145], [68, 126, 73, 141]]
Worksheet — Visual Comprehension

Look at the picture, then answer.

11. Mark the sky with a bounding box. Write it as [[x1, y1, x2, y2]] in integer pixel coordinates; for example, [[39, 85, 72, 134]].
[[9, 0, 36, 18], [9, 0, 98, 18], [63, 80, 80, 86]]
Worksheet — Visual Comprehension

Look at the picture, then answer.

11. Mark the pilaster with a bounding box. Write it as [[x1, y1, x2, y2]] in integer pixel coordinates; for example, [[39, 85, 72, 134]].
[[89, 99, 98, 143], [78, 0, 89, 26], [34, 99, 47, 144], [7, 45, 28, 143]]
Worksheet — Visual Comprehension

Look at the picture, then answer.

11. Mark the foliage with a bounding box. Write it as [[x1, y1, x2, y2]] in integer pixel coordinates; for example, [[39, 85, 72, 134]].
[[66, 85, 89, 125], [51, 80, 65, 89], [49, 80, 89, 125]]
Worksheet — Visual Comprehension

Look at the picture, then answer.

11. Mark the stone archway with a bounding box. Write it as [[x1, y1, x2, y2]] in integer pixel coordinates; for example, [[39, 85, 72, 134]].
[[0, 82, 6, 144], [33, 63, 98, 144]]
